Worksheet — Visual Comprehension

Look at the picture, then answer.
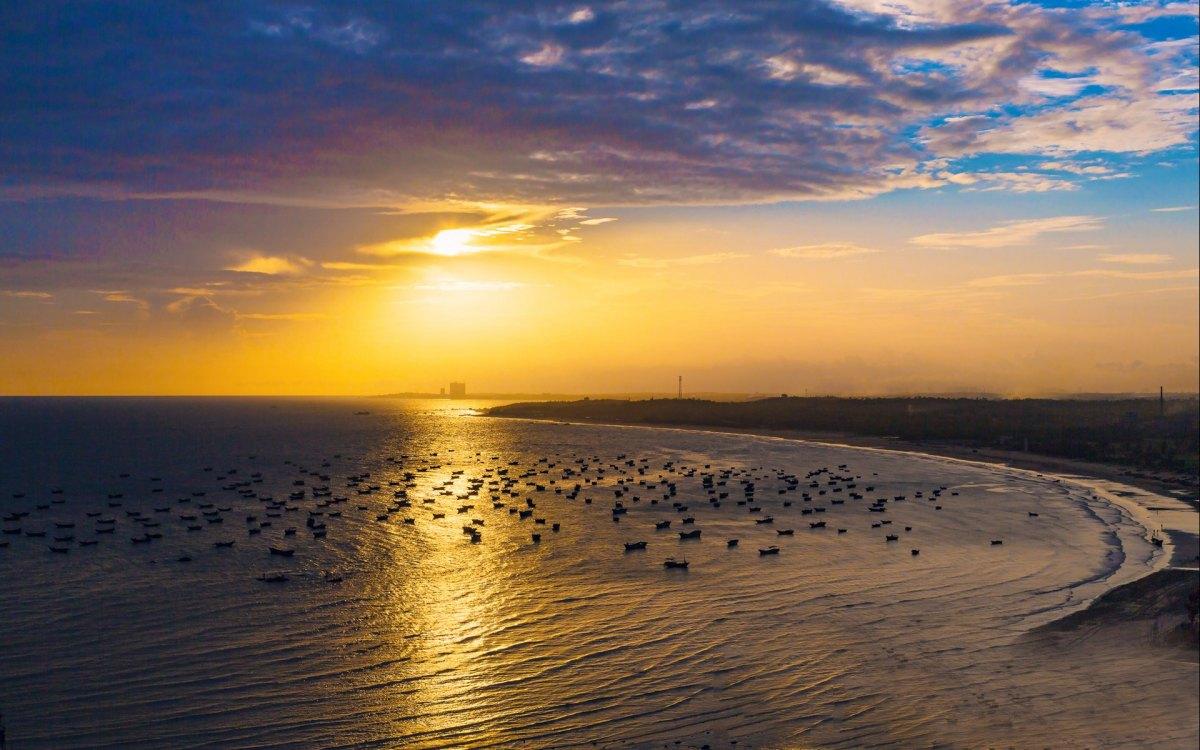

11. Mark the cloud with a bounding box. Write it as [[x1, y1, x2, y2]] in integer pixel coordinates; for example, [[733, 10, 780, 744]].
[[0, 290, 53, 299], [94, 290, 150, 311], [1, 1, 1192, 208], [967, 267, 1199, 287], [1099, 253, 1172, 264], [922, 94, 1197, 158], [910, 215, 1104, 248], [237, 312, 327, 321], [940, 171, 1081, 193], [567, 7, 595, 25], [769, 243, 881, 259], [164, 295, 239, 328], [618, 252, 748, 269], [520, 43, 566, 67], [1151, 205, 1196, 213], [225, 255, 311, 275]]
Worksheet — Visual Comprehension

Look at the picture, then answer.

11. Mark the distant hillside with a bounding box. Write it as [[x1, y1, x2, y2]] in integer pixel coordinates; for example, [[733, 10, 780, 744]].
[[489, 396, 1200, 476]]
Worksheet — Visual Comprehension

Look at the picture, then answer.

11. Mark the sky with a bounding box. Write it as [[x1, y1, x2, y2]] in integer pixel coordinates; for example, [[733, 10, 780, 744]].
[[1, 0, 1197, 396]]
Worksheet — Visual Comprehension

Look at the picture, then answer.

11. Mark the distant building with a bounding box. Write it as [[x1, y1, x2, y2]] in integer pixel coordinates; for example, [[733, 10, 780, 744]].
[[449, 382, 466, 398], [439, 387, 445, 396]]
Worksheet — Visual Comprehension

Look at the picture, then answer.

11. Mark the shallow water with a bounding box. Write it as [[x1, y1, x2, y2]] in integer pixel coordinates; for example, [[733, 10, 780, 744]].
[[0, 398, 1193, 749]]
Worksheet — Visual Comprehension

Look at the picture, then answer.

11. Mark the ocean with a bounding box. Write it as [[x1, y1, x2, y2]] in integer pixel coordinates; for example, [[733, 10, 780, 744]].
[[0, 398, 1192, 749]]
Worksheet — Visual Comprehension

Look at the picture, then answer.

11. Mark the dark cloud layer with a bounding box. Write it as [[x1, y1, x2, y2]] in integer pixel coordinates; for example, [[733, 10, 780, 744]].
[[1, 1, 1195, 207]]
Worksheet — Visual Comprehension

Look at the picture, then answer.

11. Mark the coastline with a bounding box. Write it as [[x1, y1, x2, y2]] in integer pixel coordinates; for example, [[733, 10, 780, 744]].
[[484, 412, 1200, 642]]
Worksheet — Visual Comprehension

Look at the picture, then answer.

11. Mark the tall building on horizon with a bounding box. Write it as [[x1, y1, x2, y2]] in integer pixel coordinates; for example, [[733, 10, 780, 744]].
[[449, 382, 466, 398]]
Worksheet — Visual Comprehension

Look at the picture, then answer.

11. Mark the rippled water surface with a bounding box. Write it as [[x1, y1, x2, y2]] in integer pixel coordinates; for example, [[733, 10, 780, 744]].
[[0, 398, 1193, 749]]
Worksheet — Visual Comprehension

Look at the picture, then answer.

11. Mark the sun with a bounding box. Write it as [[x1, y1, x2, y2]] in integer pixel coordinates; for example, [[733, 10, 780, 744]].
[[430, 228, 477, 256]]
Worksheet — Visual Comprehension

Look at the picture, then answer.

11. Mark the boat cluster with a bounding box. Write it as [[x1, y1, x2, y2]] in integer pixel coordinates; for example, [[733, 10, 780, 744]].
[[2, 438, 1033, 580]]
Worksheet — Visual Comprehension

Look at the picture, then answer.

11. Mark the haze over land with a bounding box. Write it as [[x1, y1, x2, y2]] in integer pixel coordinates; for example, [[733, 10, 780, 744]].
[[1, 1, 1197, 395]]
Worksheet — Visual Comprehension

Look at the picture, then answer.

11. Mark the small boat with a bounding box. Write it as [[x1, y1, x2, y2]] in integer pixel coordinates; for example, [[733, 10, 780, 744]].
[[48, 545, 70, 553], [885, 534, 899, 541], [269, 546, 295, 557], [777, 528, 794, 536], [759, 546, 780, 556], [678, 529, 701, 540], [531, 533, 541, 543], [911, 549, 920, 555], [727, 538, 739, 547], [809, 521, 826, 529], [655, 520, 671, 530], [663, 558, 689, 569], [214, 540, 235, 548], [623, 540, 647, 551], [990, 539, 1003, 546], [755, 516, 774, 525], [257, 572, 289, 583], [1028, 511, 1039, 517]]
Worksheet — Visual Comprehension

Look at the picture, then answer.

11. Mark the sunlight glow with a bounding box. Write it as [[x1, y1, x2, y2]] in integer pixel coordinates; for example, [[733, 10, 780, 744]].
[[431, 229, 478, 256]]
